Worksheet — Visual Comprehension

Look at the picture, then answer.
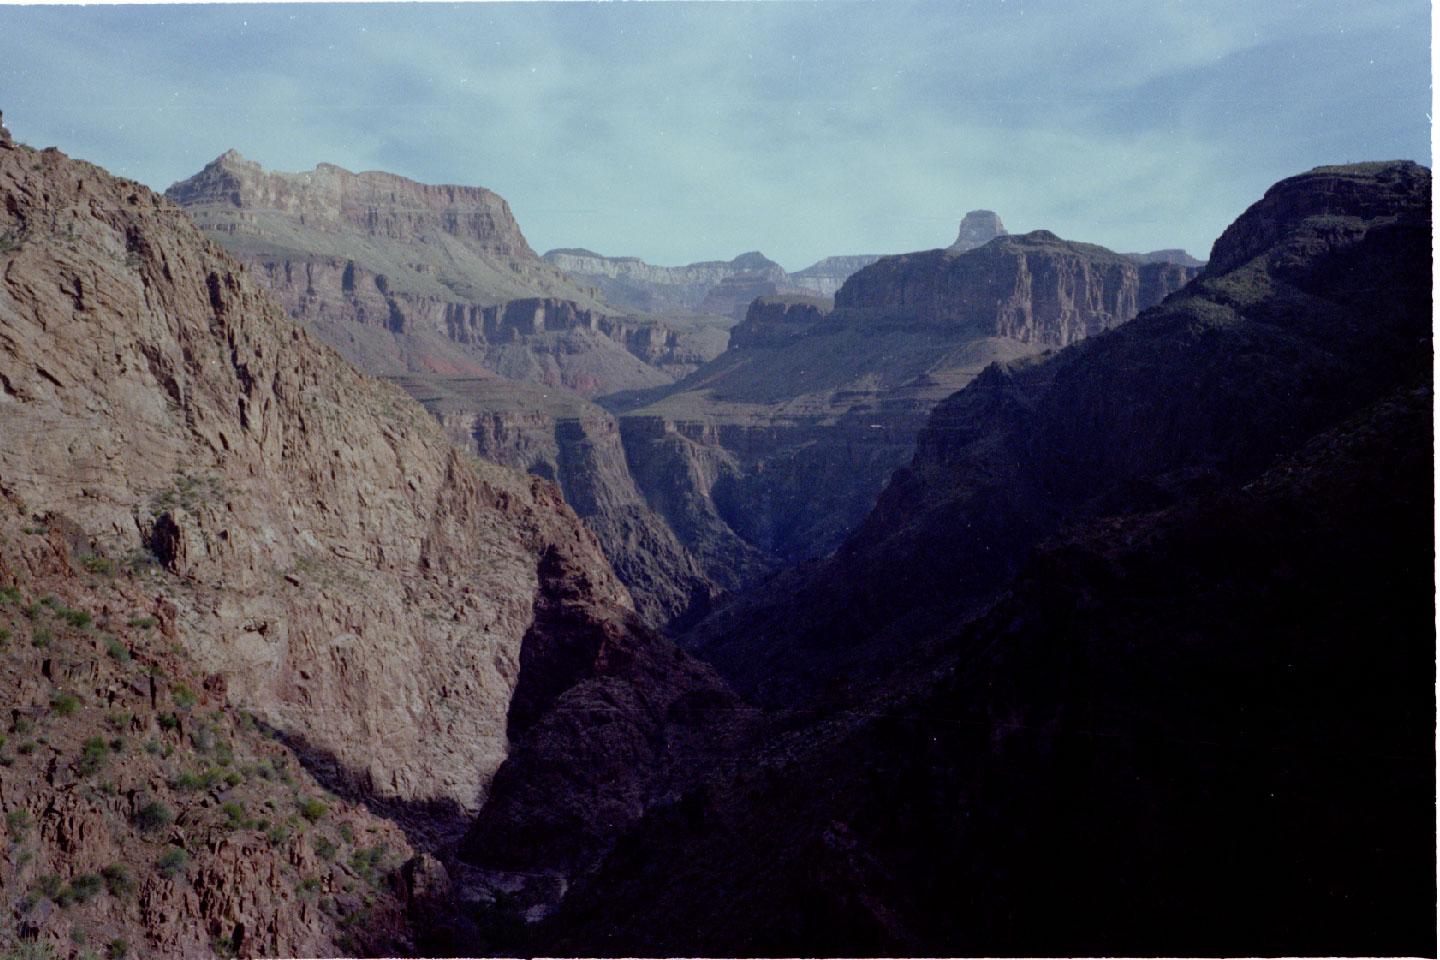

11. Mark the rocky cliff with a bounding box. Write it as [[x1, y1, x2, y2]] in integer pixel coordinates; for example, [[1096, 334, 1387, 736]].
[[393, 375, 718, 629], [608, 230, 1195, 593], [947, 208, 1008, 252], [838, 229, 1200, 345], [166, 152, 687, 397], [0, 135, 645, 825], [527, 160, 1434, 957]]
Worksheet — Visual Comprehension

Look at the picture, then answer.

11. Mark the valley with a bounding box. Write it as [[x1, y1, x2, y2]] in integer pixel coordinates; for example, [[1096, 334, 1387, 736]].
[[0, 32, 1431, 954]]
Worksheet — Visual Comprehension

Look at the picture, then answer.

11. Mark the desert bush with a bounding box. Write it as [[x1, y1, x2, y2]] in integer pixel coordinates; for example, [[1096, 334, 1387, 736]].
[[133, 800, 173, 833]]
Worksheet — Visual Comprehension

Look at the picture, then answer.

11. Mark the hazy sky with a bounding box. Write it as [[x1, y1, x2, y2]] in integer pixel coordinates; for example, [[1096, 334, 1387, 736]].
[[0, 1, 1430, 270]]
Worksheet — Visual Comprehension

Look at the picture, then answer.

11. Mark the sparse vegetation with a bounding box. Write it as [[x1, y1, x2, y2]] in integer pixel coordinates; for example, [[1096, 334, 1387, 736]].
[[134, 800, 173, 833], [6, 807, 31, 841], [298, 797, 329, 822], [102, 863, 134, 897], [127, 615, 157, 629], [50, 693, 80, 716], [105, 637, 130, 662], [77, 736, 110, 776], [171, 683, 197, 709], [156, 847, 188, 879]]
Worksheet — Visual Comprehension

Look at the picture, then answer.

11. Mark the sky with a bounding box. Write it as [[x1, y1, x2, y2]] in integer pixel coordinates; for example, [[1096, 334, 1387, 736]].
[[0, 1, 1430, 271]]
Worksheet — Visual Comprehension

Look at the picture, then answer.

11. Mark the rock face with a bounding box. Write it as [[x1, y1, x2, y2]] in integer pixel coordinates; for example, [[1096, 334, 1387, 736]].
[[839, 229, 1201, 345], [947, 208, 1007, 252], [395, 375, 718, 629], [0, 497, 420, 958], [608, 231, 1196, 593], [166, 152, 684, 397], [528, 161, 1434, 957], [0, 136, 637, 817]]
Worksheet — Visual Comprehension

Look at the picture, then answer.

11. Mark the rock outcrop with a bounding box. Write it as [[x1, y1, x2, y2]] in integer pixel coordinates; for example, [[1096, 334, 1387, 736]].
[[1, 134, 637, 819], [947, 209, 1008, 252], [166, 152, 685, 397], [526, 161, 1434, 958]]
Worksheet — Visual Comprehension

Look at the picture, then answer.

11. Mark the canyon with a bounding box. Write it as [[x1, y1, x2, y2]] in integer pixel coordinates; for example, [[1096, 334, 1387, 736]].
[[1, 94, 1430, 959], [172, 157, 1202, 611]]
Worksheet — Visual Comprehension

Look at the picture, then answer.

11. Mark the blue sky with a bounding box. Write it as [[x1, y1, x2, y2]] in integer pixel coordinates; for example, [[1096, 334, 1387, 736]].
[[0, 1, 1430, 270]]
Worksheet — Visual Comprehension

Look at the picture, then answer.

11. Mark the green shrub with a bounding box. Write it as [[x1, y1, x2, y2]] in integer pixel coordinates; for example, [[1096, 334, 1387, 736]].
[[314, 835, 337, 860], [6, 807, 31, 840], [101, 863, 134, 897], [338, 822, 354, 844], [77, 736, 109, 776], [81, 555, 117, 576], [297, 876, 322, 900], [156, 847, 188, 879], [171, 684, 196, 709], [106, 710, 132, 731], [134, 800, 173, 833], [61, 608, 92, 629], [31, 627, 52, 647], [107, 939, 129, 960], [221, 801, 251, 830], [224, 771, 242, 787], [348, 843, 389, 885], [0, 585, 22, 605], [65, 873, 104, 904], [190, 725, 213, 753], [156, 712, 180, 731], [266, 824, 289, 847], [10, 715, 32, 734], [0, 627, 10, 646], [127, 615, 157, 629], [214, 739, 233, 766], [50, 693, 79, 716], [105, 638, 130, 662], [17, 740, 37, 755], [298, 797, 329, 823]]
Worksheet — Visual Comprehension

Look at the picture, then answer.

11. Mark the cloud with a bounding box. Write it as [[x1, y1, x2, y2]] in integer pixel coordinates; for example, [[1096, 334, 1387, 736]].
[[0, 1, 1428, 269]]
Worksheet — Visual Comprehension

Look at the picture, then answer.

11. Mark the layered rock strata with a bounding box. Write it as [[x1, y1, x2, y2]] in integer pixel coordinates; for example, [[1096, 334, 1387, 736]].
[[166, 152, 686, 396]]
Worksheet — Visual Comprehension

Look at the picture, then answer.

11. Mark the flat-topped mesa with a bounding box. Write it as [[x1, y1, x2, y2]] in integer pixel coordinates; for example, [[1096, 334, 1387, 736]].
[[836, 229, 1197, 346], [167, 149, 532, 256], [728, 295, 834, 349], [948, 209, 1008, 252]]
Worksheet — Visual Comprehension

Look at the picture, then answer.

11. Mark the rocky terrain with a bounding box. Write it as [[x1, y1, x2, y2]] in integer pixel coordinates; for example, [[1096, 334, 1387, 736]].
[[786, 254, 883, 296], [0, 495, 425, 959], [166, 152, 696, 396], [606, 229, 1198, 593], [524, 159, 1434, 957]]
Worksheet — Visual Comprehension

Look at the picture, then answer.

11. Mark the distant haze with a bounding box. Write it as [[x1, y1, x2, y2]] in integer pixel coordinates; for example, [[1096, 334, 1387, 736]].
[[0, 1, 1428, 270]]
